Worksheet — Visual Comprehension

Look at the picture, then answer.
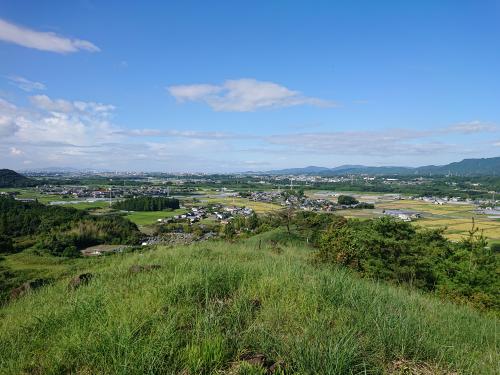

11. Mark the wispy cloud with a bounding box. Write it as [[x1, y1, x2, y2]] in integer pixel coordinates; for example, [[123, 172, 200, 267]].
[[168, 78, 336, 112], [6, 75, 46, 92], [0, 18, 100, 53], [115, 128, 256, 140], [264, 129, 452, 157], [445, 121, 497, 134], [30, 95, 115, 115]]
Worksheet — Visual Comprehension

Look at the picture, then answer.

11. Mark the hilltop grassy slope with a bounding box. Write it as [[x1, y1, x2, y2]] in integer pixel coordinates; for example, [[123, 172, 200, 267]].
[[0, 234, 498, 374]]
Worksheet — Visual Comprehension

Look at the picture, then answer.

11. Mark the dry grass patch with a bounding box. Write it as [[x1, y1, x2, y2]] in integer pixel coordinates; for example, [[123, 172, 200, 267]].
[[388, 359, 458, 375]]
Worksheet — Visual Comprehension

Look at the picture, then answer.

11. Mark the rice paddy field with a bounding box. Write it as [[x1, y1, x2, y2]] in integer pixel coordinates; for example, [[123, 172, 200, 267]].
[[335, 197, 500, 242]]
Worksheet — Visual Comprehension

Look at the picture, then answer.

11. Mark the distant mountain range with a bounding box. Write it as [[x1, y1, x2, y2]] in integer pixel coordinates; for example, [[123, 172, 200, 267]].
[[265, 157, 500, 176], [0, 169, 36, 188]]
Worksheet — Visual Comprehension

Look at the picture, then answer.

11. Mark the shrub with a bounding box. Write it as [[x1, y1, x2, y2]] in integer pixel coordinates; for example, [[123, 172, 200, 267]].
[[337, 195, 359, 205]]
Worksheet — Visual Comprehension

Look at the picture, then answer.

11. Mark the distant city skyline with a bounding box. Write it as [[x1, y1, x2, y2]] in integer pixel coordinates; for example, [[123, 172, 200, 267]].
[[1, 1, 499, 172]]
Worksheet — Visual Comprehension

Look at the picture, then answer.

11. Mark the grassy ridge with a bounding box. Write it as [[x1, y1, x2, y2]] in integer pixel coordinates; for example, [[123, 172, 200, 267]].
[[0, 234, 498, 374]]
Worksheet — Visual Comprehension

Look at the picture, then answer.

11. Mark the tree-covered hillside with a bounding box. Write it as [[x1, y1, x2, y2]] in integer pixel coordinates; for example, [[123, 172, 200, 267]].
[[267, 156, 500, 176], [0, 196, 142, 257], [0, 169, 35, 187]]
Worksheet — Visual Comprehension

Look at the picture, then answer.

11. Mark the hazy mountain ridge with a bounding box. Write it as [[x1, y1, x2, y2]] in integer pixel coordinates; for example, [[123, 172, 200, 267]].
[[266, 157, 500, 176]]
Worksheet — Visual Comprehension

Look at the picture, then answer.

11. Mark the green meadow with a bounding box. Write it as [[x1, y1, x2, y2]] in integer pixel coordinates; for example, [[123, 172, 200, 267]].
[[125, 208, 189, 226], [0, 232, 498, 374]]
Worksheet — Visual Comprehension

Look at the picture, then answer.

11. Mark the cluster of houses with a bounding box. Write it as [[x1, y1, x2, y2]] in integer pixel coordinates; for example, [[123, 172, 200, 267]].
[[158, 207, 208, 224], [37, 185, 174, 199], [296, 198, 337, 211], [475, 207, 500, 219], [382, 209, 422, 222], [249, 191, 282, 203], [411, 196, 466, 205], [157, 205, 255, 225], [249, 190, 374, 212]]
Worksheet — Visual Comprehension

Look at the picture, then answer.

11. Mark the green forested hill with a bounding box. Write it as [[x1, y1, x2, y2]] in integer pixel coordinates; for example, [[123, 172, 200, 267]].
[[0, 169, 35, 187], [416, 157, 500, 175], [267, 156, 500, 176], [0, 232, 497, 374]]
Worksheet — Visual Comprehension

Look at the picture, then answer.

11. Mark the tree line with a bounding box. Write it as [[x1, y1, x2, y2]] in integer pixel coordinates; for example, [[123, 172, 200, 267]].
[[112, 196, 180, 211]]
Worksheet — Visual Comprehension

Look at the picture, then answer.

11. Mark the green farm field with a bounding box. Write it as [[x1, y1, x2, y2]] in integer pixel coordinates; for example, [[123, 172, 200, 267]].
[[125, 208, 188, 226]]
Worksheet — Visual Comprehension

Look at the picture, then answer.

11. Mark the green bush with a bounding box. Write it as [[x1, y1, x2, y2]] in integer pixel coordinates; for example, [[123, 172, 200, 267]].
[[316, 215, 499, 310], [337, 195, 359, 205]]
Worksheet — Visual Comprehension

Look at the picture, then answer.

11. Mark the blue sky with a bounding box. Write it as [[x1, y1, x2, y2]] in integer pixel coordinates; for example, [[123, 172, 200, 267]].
[[1, 0, 499, 172]]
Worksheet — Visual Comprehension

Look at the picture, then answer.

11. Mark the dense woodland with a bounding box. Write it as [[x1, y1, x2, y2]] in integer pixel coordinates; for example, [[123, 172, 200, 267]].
[[112, 196, 180, 211], [0, 197, 142, 257]]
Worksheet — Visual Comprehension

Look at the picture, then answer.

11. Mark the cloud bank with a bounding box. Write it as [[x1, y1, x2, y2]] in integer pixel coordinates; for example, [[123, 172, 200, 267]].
[[1, 93, 498, 171]]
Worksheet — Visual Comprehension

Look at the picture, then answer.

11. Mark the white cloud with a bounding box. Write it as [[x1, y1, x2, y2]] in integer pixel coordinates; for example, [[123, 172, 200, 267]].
[[168, 84, 222, 102], [167, 78, 336, 111], [30, 95, 115, 115], [446, 121, 497, 134], [0, 99, 20, 137], [0, 18, 100, 53], [1, 92, 497, 171], [0, 96, 119, 152], [0, 114, 19, 137], [10, 147, 22, 156], [6, 75, 46, 92]]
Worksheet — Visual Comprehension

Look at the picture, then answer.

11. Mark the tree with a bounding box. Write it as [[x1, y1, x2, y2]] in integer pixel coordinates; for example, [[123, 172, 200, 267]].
[[224, 221, 236, 239], [337, 195, 359, 205], [246, 212, 259, 230], [318, 218, 363, 269], [275, 208, 294, 235], [0, 235, 13, 254]]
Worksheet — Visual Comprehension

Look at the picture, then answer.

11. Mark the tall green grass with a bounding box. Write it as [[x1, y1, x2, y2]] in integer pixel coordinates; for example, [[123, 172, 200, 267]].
[[0, 233, 498, 374]]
